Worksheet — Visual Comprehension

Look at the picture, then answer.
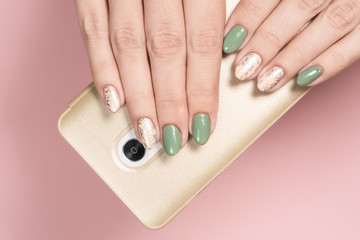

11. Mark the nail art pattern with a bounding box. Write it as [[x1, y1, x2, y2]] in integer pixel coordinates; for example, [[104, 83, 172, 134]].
[[138, 118, 157, 149], [235, 53, 262, 81], [103, 85, 120, 113], [257, 67, 284, 92]]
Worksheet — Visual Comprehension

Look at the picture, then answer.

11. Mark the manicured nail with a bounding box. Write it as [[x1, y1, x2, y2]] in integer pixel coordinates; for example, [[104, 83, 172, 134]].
[[138, 118, 157, 149], [297, 65, 323, 86], [223, 26, 247, 54], [192, 113, 210, 145], [163, 125, 181, 156], [257, 67, 284, 92], [103, 85, 120, 113], [235, 53, 262, 81]]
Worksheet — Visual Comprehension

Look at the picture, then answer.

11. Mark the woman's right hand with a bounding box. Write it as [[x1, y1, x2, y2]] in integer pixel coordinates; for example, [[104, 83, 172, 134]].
[[74, 0, 225, 156], [223, 0, 360, 92]]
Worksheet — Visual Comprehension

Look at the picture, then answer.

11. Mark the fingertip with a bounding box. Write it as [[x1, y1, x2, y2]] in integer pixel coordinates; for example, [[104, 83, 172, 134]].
[[222, 25, 247, 54], [162, 124, 183, 156], [296, 65, 323, 86], [137, 117, 159, 150], [101, 85, 123, 113], [189, 113, 211, 145]]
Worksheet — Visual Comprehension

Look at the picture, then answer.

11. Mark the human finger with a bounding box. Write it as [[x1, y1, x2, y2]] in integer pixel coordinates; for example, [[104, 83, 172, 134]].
[[297, 25, 360, 87], [144, 0, 187, 156], [223, 0, 281, 54], [183, 0, 225, 145], [109, 0, 159, 149], [74, 0, 124, 112], [233, 0, 331, 81], [257, 0, 360, 92]]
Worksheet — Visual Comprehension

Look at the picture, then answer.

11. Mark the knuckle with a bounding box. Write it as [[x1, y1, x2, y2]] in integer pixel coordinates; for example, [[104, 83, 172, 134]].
[[329, 50, 348, 69], [125, 91, 153, 105], [148, 25, 184, 58], [187, 86, 218, 105], [292, 45, 309, 64], [355, 24, 360, 34], [111, 27, 144, 53], [241, 0, 267, 17], [298, 0, 328, 13], [92, 59, 114, 73], [81, 14, 109, 40], [324, 0, 360, 31], [261, 28, 283, 49], [156, 97, 187, 114], [189, 26, 222, 54]]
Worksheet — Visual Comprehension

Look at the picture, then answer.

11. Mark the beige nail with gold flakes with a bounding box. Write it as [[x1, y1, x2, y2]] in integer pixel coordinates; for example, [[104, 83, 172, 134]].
[[235, 53, 262, 81], [257, 67, 284, 92], [103, 85, 120, 113], [138, 118, 157, 149]]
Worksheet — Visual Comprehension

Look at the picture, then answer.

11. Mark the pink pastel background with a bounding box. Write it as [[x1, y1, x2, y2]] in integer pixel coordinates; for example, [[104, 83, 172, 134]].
[[1, 0, 359, 239]]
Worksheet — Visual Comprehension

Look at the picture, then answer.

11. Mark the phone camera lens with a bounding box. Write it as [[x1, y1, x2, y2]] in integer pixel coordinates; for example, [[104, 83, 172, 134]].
[[123, 139, 146, 161]]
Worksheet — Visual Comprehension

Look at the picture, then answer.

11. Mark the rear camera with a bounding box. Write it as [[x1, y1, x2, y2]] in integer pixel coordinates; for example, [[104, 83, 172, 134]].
[[123, 139, 146, 161]]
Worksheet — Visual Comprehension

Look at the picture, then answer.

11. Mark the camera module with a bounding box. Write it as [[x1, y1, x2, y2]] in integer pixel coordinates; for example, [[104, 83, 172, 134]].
[[116, 129, 161, 168], [123, 139, 146, 161]]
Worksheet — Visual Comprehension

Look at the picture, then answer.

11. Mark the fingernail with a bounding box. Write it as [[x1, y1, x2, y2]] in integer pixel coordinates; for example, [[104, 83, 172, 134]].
[[223, 26, 247, 54], [257, 67, 284, 92], [163, 125, 181, 156], [138, 118, 157, 149], [103, 85, 120, 113], [297, 65, 323, 86], [192, 113, 210, 145], [235, 53, 262, 81]]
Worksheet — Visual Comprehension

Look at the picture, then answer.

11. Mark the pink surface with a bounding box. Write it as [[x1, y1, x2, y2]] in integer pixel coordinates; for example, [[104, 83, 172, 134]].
[[1, 0, 359, 239]]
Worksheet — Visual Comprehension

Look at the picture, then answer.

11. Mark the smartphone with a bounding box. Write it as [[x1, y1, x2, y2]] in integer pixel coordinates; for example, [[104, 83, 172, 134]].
[[57, 52, 309, 229], [57, 0, 310, 229]]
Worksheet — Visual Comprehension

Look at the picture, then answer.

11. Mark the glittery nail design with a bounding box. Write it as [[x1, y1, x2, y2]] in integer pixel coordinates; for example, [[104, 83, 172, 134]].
[[138, 118, 157, 149], [103, 85, 120, 113], [235, 53, 262, 81], [257, 67, 284, 92]]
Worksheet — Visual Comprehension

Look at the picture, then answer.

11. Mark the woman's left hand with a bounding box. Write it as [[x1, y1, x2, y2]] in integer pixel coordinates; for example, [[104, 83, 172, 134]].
[[223, 0, 360, 91]]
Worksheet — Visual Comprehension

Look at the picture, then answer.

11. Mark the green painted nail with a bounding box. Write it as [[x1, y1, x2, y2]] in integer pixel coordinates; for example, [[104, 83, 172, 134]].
[[297, 66, 323, 86], [192, 113, 210, 145], [223, 26, 247, 54], [163, 125, 181, 156]]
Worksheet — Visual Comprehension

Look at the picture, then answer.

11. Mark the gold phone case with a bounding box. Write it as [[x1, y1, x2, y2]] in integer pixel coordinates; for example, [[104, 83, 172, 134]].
[[57, 1, 310, 229]]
